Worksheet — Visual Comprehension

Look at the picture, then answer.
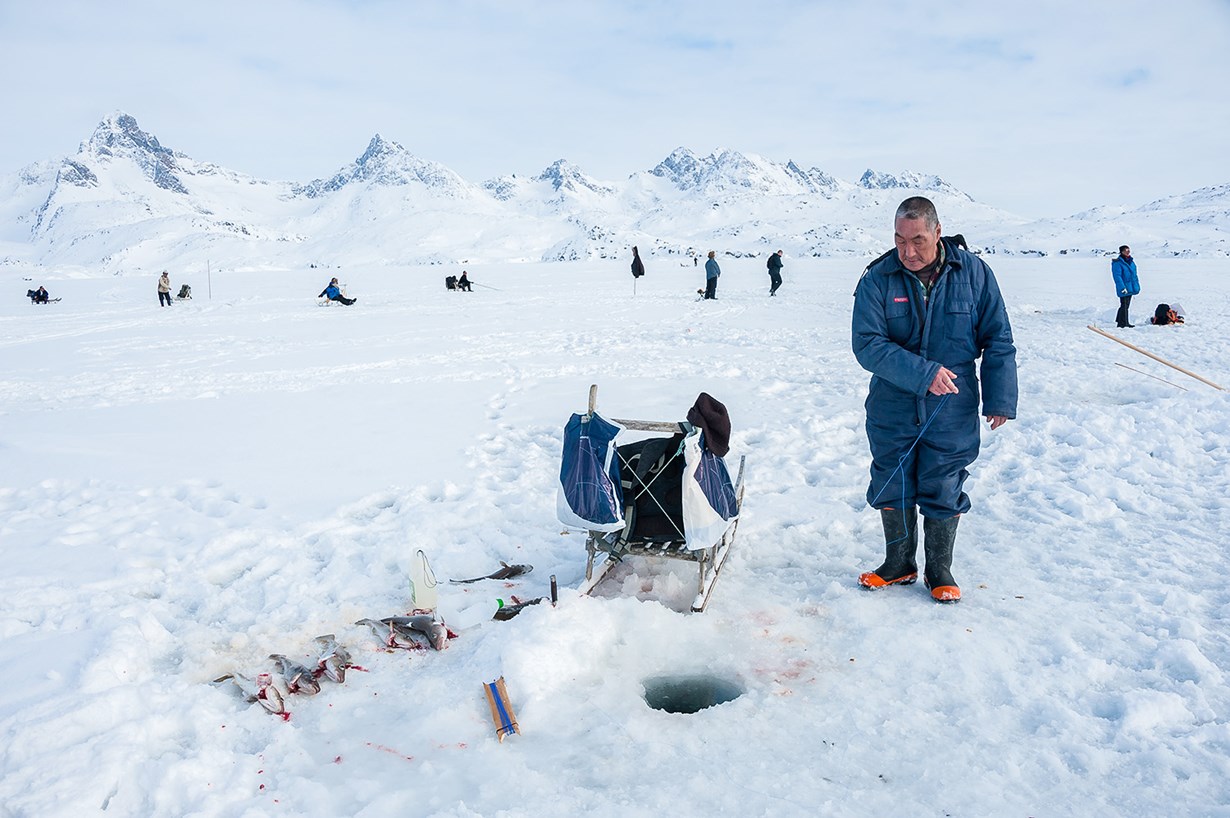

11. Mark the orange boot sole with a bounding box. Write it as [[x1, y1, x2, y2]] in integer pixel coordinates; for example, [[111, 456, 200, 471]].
[[925, 581, 961, 603], [858, 570, 918, 589]]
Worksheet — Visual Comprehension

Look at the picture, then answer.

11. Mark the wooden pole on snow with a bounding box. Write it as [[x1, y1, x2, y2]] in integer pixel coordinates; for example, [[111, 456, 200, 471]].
[[1087, 325, 1226, 391]]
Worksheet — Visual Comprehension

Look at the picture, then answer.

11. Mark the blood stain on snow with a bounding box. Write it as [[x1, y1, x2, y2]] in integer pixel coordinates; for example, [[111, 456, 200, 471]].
[[365, 741, 414, 762]]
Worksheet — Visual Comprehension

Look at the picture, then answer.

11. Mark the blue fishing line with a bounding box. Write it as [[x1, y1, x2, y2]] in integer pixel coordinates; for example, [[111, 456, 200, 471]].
[[869, 393, 951, 544]]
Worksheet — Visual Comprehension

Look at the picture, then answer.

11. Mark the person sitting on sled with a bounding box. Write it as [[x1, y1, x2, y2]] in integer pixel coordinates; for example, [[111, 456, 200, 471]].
[[319, 277, 356, 306], [457, 271, 473, 292], [30, 286, 50, 304]]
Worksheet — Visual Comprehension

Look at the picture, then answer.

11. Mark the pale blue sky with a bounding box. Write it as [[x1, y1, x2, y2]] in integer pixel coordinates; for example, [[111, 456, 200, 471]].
[[1, 0, 1226, 217]]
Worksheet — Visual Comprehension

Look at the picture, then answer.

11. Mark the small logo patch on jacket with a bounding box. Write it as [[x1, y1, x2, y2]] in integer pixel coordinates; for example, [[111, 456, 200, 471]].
[[893, 296, 909, 303]]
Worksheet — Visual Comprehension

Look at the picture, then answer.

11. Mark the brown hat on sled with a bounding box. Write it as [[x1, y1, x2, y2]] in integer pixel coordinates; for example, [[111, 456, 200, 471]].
[[687, 392, 731, 457]]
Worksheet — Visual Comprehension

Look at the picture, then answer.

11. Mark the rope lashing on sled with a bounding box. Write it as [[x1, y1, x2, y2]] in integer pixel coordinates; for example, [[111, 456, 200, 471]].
[[869, 393, 951, 545]]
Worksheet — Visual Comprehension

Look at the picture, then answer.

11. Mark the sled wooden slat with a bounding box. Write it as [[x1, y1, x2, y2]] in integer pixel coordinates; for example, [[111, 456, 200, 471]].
[[610, 419, 686, 433]]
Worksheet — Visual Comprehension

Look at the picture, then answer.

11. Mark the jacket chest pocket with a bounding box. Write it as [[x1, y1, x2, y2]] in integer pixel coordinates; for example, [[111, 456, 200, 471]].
[[943, 282, 974, 323], [942, 297, 976, 354], [886, 301, 913, 344]]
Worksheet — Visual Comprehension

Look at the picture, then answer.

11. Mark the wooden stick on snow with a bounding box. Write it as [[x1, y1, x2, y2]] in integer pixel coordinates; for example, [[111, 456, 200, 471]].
[[1087, 325, 1226, 391]]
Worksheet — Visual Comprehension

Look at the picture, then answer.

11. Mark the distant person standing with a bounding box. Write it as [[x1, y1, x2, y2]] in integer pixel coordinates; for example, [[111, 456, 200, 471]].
[[158, 271, 172, 307], [1112, 245, 1140, 328], [631, 246, 645, 279], [767, 250, 784, 296], [703, 251, 721, 300]]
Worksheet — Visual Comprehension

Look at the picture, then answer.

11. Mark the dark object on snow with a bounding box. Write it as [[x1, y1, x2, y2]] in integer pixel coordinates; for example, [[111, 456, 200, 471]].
[[631, 246, 645, 278], [686, 392, 731, 457], [177, 284, 192, 299], [449, 562, 533, 584], [28, 287, 50, 304], [445, 275, 458, 291], [1151, 303, 1184, 325], [457, 271, 472, 291], [492, 596, 545, 621]]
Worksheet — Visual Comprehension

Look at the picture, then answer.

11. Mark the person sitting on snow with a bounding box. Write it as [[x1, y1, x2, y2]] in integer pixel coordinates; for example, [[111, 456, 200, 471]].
[[29, 286, 50, 304], [457, 271, 473, 292], [1150, 303, 1184, 325], [319, 277, 356, 306]]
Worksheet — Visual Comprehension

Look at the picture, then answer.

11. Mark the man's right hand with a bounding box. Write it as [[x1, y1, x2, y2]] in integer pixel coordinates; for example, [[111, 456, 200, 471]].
[[928, 366, 960, 396]]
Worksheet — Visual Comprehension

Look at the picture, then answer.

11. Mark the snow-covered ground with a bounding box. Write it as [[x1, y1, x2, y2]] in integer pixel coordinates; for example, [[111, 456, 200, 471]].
[[2, 255, 1228, 817]]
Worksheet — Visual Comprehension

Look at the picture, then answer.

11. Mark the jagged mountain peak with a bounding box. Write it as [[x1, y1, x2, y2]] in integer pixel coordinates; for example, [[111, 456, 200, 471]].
[[295, 134, 469, 199], [79, 111, 189, 194], [537, 159, 614, 195], [357, 133, 401, 165], [651, 146, 751, 178], [859, 169, 970, 201], [649, 147, 841, 197], [87, 112, 169, 156]]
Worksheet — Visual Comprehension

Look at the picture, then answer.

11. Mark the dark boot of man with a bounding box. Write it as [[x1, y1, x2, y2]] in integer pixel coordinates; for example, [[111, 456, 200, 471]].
[[923, 515, 961, 603], [859, 507, 918, 588]]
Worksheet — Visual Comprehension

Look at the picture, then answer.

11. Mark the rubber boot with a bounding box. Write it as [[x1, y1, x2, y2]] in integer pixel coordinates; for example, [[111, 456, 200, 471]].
[[923, 515, 961, 603], [858, 507, 918, 589]]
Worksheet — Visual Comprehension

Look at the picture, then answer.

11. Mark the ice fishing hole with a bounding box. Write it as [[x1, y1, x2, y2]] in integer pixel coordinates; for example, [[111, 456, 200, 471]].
[[642, 674, 744, 714]]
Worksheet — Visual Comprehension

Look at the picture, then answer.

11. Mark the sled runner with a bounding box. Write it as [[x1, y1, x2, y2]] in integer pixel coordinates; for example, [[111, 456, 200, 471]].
[[558, 385, 746, 613]]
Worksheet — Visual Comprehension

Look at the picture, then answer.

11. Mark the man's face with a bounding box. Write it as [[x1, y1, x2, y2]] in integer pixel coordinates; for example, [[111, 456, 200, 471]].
[[894, 217, 942, 272], [1121, 247, 1132, 258]]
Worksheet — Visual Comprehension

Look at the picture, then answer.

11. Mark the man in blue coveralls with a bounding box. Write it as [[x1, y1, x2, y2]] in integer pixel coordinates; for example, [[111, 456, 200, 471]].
[[851, 197, 1018, 603]]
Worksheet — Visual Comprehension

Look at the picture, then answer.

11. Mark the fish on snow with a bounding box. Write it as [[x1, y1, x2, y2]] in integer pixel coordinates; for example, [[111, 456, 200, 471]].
[[449, 562, 533, 584]]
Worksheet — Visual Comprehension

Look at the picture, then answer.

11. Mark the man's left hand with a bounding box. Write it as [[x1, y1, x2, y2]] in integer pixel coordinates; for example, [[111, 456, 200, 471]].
[[986, 415, 1010, 430]]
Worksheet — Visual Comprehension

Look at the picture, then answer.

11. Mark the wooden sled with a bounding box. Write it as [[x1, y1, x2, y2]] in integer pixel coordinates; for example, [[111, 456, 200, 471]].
[[575, 385, 746, 613]]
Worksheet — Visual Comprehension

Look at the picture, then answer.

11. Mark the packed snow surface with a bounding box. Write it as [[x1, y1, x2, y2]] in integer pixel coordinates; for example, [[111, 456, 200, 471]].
[[2, 255, 1228, 817]]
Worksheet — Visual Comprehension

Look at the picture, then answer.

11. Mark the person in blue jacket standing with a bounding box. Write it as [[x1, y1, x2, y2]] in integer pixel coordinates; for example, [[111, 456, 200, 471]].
[[703, 250, 721, 300], [1111, 245, 1140, 328], [851, 197, 1018, 603]]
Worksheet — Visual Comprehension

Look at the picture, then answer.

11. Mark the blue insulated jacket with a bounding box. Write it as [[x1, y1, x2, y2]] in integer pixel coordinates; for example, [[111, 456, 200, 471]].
[[852, 239, 1018, 420], [321, 283, 341, 299], [1111, 256, 1140, 297], [705, 258, 721, 280]]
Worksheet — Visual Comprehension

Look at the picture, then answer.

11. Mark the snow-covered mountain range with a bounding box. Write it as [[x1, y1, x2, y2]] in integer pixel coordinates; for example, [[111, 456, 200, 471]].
[[1, 112, 1226, 274]]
